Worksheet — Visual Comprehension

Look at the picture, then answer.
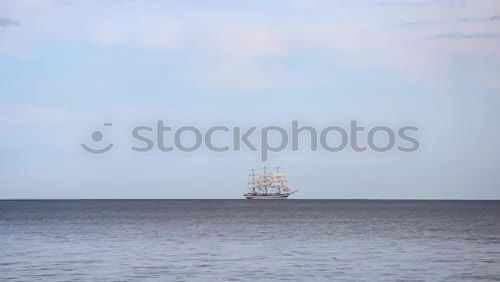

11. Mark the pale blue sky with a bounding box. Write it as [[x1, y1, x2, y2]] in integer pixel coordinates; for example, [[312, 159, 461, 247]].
[[1, 0, 499, 199]]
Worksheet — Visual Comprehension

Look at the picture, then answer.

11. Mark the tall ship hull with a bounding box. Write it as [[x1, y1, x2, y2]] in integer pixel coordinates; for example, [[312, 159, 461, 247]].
[[244, 166, 297, 200], [244, 192, 296, 200]]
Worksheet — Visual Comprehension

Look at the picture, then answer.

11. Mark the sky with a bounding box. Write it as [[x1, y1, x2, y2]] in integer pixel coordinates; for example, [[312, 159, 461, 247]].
[[0, 0, 499, 199]]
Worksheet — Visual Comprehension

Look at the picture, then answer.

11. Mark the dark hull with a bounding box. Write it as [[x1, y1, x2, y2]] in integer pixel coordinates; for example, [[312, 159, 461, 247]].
[[244, 192, 295, 199]]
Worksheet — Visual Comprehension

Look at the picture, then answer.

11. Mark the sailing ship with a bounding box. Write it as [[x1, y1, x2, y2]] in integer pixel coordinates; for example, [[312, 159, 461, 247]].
[[244, 166, 297, 199]]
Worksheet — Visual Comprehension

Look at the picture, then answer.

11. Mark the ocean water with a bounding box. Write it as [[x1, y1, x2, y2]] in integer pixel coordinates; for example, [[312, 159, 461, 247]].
[[1, 200, 500, 281]]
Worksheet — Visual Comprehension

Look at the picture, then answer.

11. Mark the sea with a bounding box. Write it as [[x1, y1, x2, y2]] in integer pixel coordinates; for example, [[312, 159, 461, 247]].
[[1, 200, 499, 281]]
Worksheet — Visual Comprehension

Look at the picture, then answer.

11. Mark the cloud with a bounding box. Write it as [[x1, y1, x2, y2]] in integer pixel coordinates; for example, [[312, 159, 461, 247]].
[[397, 20, 437, 27], [0, 17, 19, 27], [0, 104, 78, 129], [430, 32, 500, 39], [1, 0, 500, 89], [398, 14, 500, 28], [375, 0, 433, 7]]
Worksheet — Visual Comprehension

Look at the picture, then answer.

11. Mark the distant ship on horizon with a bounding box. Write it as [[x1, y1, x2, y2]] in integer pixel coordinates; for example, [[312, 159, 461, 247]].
[[244, 166, 297, 199]]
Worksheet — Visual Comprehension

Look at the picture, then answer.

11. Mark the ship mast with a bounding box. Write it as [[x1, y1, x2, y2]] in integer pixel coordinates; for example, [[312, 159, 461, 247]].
[[275, 165, 282, 194], [249, 168, 256, 193], [263, 166, 268, 194]]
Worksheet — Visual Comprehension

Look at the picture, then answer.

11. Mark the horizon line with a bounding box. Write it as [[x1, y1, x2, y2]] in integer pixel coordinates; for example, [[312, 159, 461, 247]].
[[1, 198, 500, 201]]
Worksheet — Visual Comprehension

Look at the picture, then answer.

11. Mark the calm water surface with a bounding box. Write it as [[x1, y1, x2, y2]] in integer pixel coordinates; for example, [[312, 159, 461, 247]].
[[1, 200, 500, 281]]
